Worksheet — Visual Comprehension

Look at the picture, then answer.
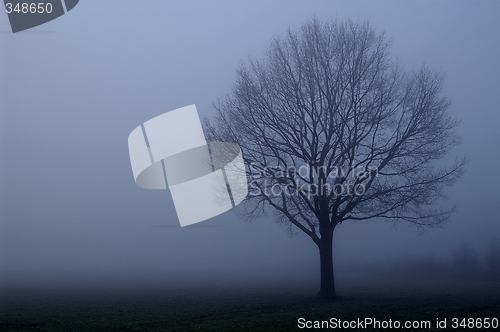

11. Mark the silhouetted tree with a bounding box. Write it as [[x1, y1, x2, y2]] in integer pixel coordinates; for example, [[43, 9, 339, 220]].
[[205, 18, 467, 296], [485, 239, 500, 281], [450, 242, 481, 280]]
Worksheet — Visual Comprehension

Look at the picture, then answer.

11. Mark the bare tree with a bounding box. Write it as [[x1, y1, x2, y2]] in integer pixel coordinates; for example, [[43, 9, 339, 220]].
[[205, 18, 467, 296]]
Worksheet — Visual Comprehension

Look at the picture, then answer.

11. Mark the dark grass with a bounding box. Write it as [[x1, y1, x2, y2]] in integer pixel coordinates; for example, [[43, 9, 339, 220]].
[[1, 281, 499, 331]]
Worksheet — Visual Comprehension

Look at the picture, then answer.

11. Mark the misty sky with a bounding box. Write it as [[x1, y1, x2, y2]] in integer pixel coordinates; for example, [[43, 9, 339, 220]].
[[1, 0, 499, 289]]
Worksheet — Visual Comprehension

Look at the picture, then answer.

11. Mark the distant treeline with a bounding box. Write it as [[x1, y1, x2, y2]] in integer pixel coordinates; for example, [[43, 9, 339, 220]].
[[386, 240, 500, 282]]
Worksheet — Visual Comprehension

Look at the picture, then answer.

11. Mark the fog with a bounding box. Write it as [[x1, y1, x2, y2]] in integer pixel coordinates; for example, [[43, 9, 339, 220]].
[[1, 1, 499, 292]]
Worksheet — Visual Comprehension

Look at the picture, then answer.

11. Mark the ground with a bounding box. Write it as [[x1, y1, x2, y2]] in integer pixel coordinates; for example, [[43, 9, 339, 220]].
[[1, 280, 499, 331]]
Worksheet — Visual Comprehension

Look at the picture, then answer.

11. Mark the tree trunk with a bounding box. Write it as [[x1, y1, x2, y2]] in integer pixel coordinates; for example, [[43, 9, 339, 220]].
[[318, 230, 335, 296]]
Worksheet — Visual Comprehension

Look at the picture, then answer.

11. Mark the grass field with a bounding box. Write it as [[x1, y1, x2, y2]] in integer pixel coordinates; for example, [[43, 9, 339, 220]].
[[1, 280, 499, 331]]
